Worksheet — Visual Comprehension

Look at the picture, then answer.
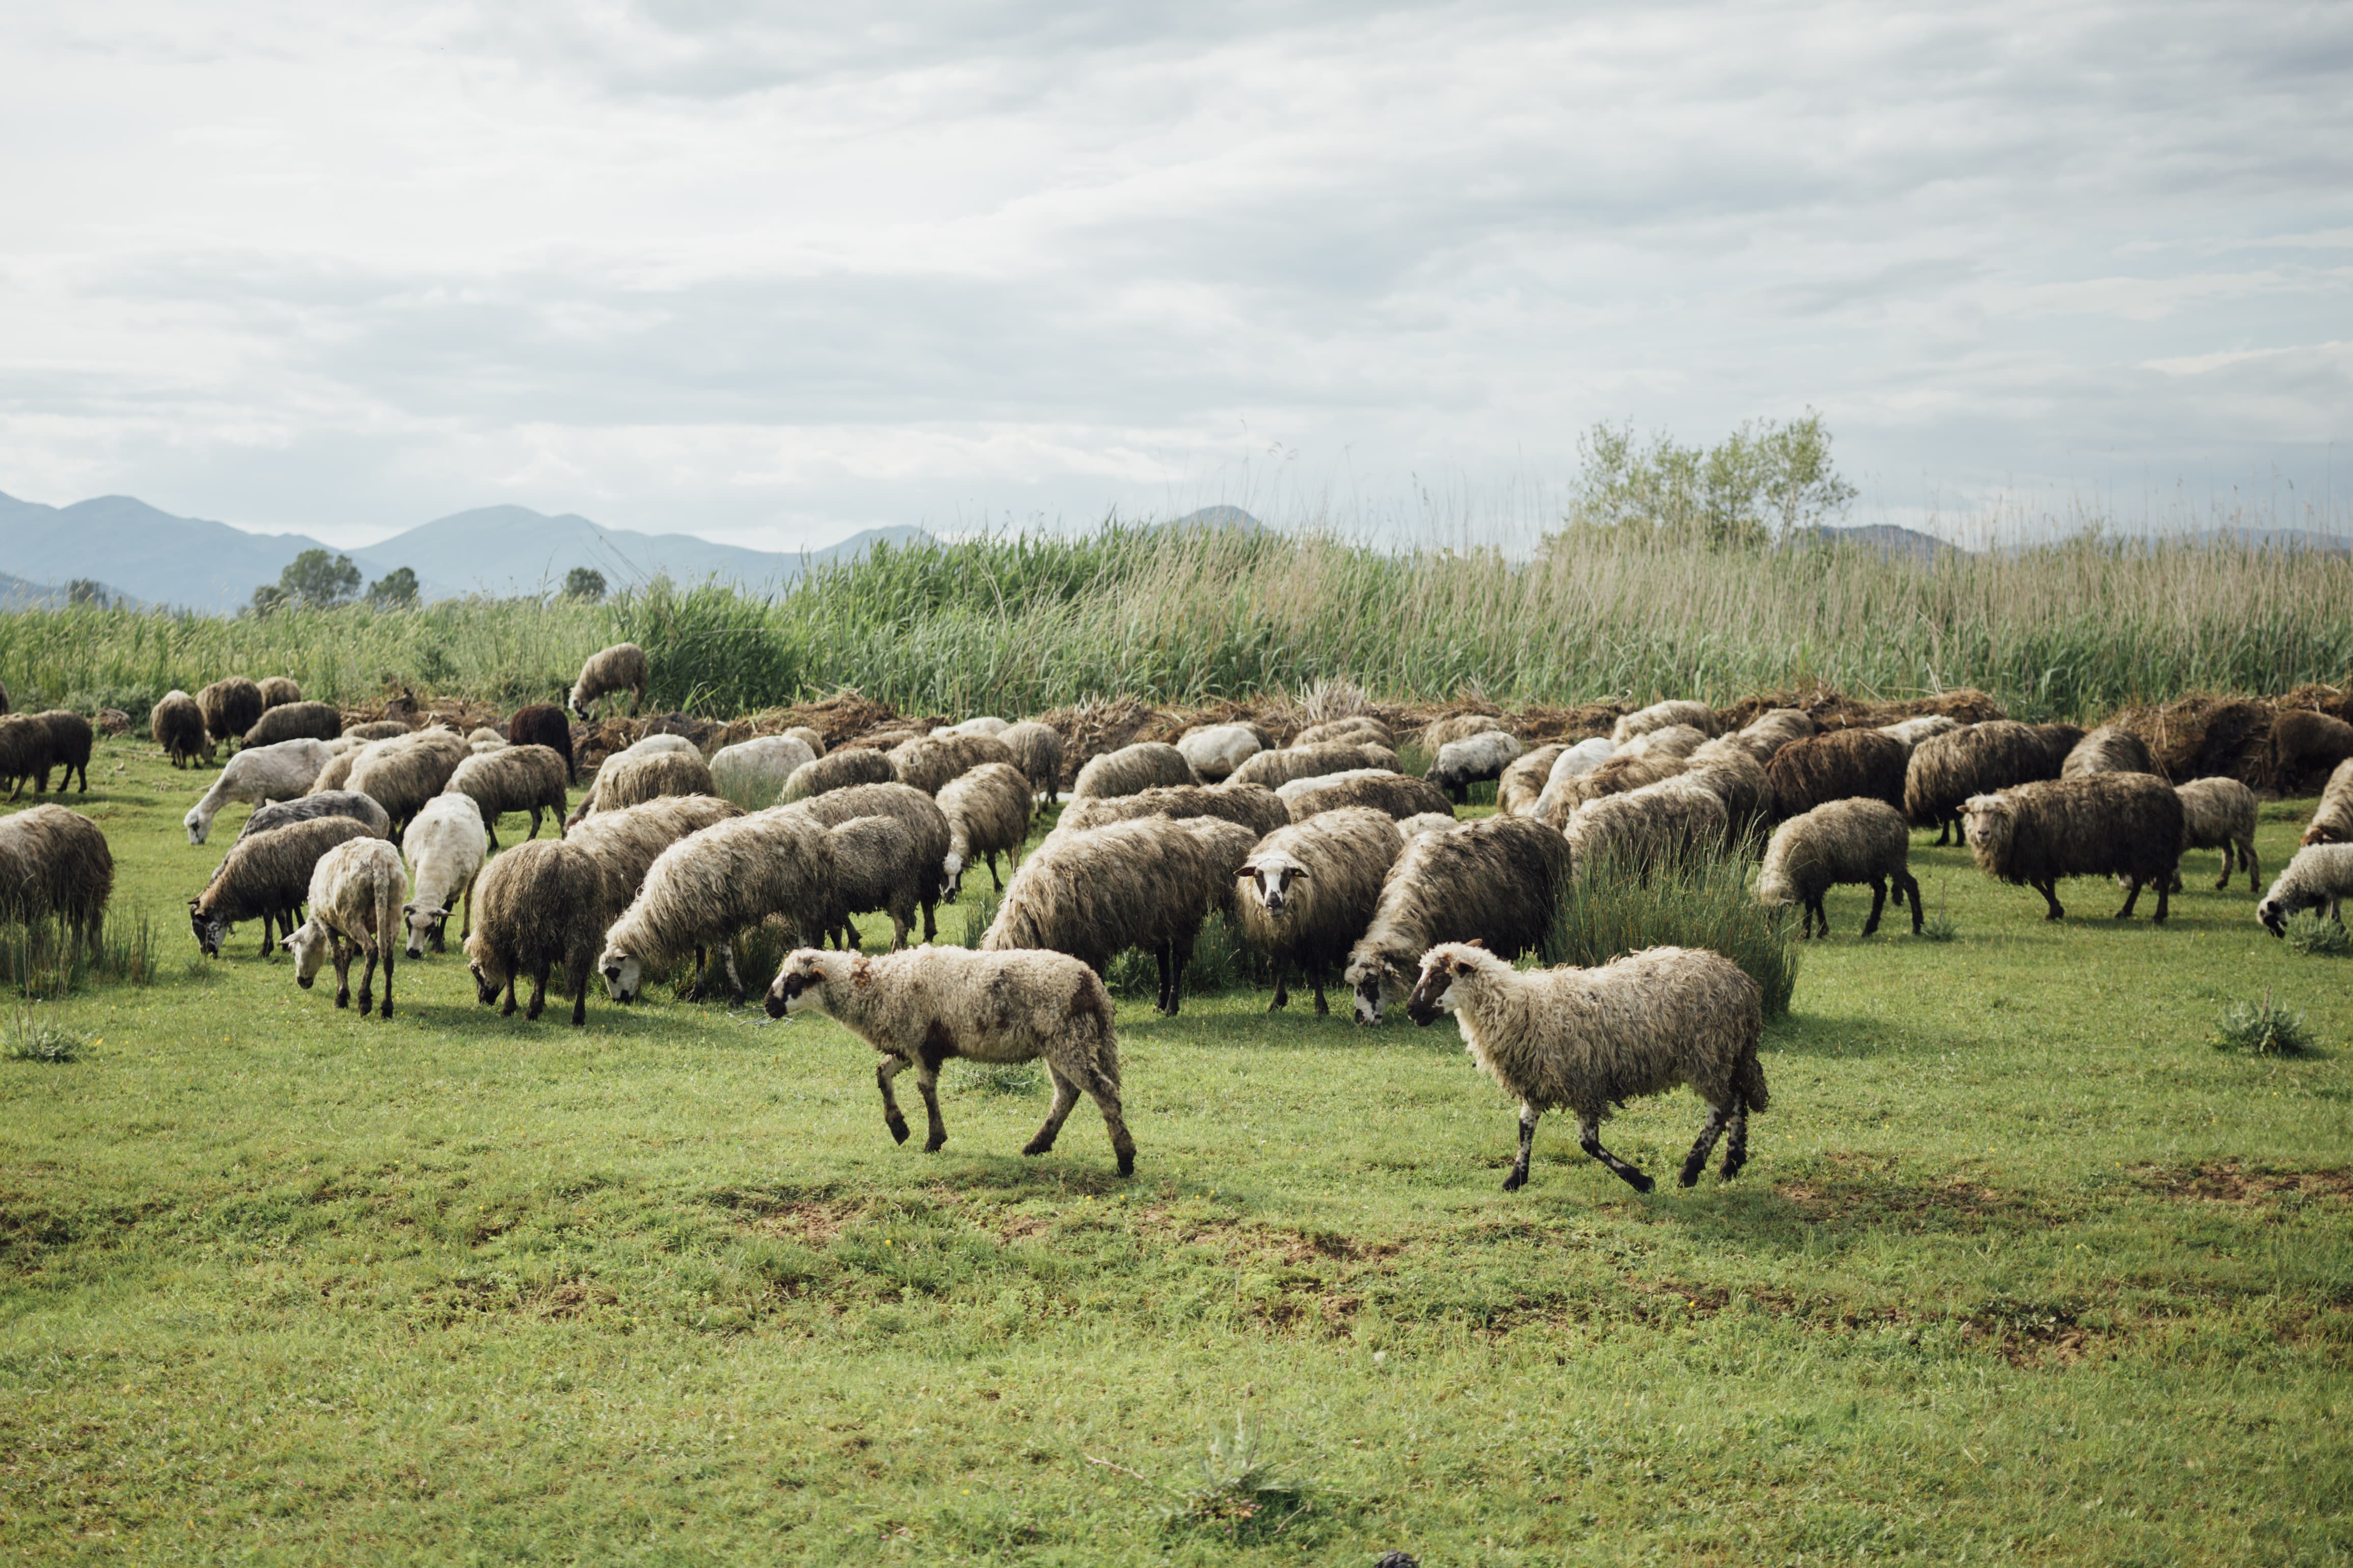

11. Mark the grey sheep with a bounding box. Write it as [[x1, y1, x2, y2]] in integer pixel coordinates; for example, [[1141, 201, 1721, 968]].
[[1535, 748, 1688, 829], [1228, 741, 1398, 791], [1071, 741, 1198, 800], [343, 720, 415, 744], [820, 815, 927, 950], [778, 781, 954, 942], [1732, 707, 1818, 761], [1876, 714, 1960, 756], [465, 838, 608, 1025], [1052, 782, 1292, 845], [890, 731, 1019, 796], [1234, 806, 1407, 1014], [1297, 716, 1395, 749], [256, 676, 303, 709], [982, 815, 1259, 1015], [444, 744, 571, 847], [307, 749, 360, 796], [243, 701, 342, 748], [1961, 773, 2184, 922], [238, 790, 392, 844], [346, 731, 469, 836], [1903, 720, 2066, 845], [766, 945, 1135, 1175], [1497, 744, 1565, 816], [1282, 768, 1455, 823], [152, 690, 213, 769], [186, 737, 336, 843], [1566, 778, 1731, 874], [1755, 797, 1922, 938], [942, 716, 1010, 737], [781, 747, 897, 804], [283, 837, 404, 1018], [585, 748, 716, 818], [997, 720, 1066, 802], [597, 808, 836, 1006], [2061, 725, 2159, 780], [1344, 814, 1571, 1024], [198, 677, 264, 749], [1176, 723, 1263, 782], [191, 815, 375, 959], [0, 805, 114, 941], [1426, 731, 1523, 803], [401, 793, 489, 957], [709, 735, 817, 811], [1611, 700, 1721, 745], [2257, 844, 2353, 935], [2174, 778, 2259, 893], [2301, 759, 2353, 846], [569, 641, 648, 718], [1406, 943, 1768, 1193], [937, 761, 1034, 894]]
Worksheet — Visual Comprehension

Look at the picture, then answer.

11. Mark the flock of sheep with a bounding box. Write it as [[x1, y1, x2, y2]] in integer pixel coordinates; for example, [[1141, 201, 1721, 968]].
[[4, 642, 2352, 1195]]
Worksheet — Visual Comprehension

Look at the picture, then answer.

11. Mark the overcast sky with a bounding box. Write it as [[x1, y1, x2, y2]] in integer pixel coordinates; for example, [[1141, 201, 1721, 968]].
[[4, 1, 2349, 550]]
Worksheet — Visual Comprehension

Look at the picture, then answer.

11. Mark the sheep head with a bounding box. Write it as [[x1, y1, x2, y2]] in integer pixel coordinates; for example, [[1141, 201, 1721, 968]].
[[188, 901, 226, 958], [598, 940, 644, 1003], [282, 918, 331, 987], [1238, 849, 1309, 916], [1405, 940, 1489, 1027], [403, 898, 450, 959], [765, 947, 841, 1019], [183, 805, 211, 846], [1959, 793, 2015, 859]]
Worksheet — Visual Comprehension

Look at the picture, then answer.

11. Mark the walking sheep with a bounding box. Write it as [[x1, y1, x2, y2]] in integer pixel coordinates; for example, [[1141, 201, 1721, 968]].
[[778, 781, 954, 941], [507, 703, 576, 780], [937, 761, 1034, 894], [1426, 731, 1522, 803], [1756, 797, 1922, 938], [33, 711, 93, 794], [0, 806, 113, 941], [1904, 720, 2067, 845], [152, 690, 212, 769], [1961, 773, 2184, 922], [781, 747, 897, 804], [1497, 744, 1565, 816], [1297, 716, 1395, 749], [1176, 723, 1264, 782], [184, 737, 335, 844], [401, 793, 490, 956], [889, 731, 1019, 796], [238, 790, 392, 843], [190, 815, 375, 958], [1611, 700, 1720, 745], [1071, 741, 1199, 800], [465, 839, 608, 1025], [2174, 777, 2259, 893], [597, 808, 836, 1006], [766, 946, 1135, 1175], [1282, 768, 1455, 823], [2300, 760, 2353, 846], [1405, 943, 1767, 1193], [197, 677, 264, 750], [1228, 741, 1399, 791], [256, 676, 303, 709], [1566, 779, 1731, 874], [569, 641, 648, 718], [283, 837, 404, 1017], [0, 716, 50, 799], [2061, 725, 2159, 780], [997, 720, 1066, 803], [1344, 815, 1572, 1024], [1053, 782, 1292, 845], [242, 701, 341, 748], [443, 745, 570, 847], [2257, 844, 2353, 935], [1767, 727, 1909, 821], [710, 734, 818, 811], [1234, 807, 1407, 1013]]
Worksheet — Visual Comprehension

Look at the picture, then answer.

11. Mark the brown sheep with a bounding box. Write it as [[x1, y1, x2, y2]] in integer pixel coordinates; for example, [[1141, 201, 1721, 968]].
[[257, 676, 303, 708], [1766, 728, 1909, 821], [197, 678, 264, 749], [33, 711, 93, 794], [0, 805, 114, 941], [242, 701, 342, 748], [569, 642, 648, 718], [507, 704, 576, 781], [152, 690, 213, 768]]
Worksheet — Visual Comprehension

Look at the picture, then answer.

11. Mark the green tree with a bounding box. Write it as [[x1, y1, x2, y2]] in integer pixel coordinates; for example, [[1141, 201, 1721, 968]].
[[564, 566, 608, 602], [1556, 410, 1856, 551], [65, 579, 109, 608], [278, 549, 361, 608], [248, 584, 289, 617], [367, 566, 420, 608]]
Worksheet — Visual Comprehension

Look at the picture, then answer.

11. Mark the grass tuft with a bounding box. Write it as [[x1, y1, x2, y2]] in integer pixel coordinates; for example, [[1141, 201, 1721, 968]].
[[2282, 911, 2350, 957], [1550, 843, 1799, 1017], [2211, 988, 2316, 1056], [4, 999, 89, 1062], [1160, 1414, 1316, 1543]]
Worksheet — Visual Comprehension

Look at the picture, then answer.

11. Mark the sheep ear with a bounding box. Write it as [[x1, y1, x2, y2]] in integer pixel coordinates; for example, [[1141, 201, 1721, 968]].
[[1464, 937, 1485, 948]]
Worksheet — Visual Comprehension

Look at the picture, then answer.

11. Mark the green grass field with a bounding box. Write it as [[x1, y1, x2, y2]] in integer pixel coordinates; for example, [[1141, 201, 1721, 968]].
[[3, 737, 2349, 1564]]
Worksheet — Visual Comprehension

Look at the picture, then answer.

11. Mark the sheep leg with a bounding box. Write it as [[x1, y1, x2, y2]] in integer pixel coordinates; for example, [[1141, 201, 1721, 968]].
[[1267, 959, 1288, 1012], [921, 897, 937, 944], [912, 1068, 949, 1153], [379, 947, 393, 1018], [500, 971, 518, 1017], [1861, 877, 1887, 937], [1898, 870, 1924, 933], [2037, 879, 2064, 920], [1025, 1062, 1083, 1156], [2153, 876, 2170, 924], [1680, 1101, 1733, 1187], [525, 961, 550, 1021], [485, 823, 501, 851], [1165, 933, 1196, 1016], [1083, 1065, 1136, 1176], [719, 943, 745, 1006], [1310, 969, 1329, 1016], [876, 1056, 912, 1144], [332, 934, 353, 1009], [1155, 941, 1175, 1015], [1577, 1113, 1654, 1194], [1801, 896, 1823, 940], [355, 947, 377, 1016], [526, 807, 542, 842], [1502, 1102, 1540, 1192], [2241, 839, 2259, 894], [987, 851, 1004, 892], [887, 912, 909, 951], [1719, 1093, 1750, 1180], [2114, 877, 2143, 920]]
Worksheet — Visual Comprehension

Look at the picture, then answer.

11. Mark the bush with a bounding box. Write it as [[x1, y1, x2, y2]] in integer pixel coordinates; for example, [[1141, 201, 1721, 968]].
[[1549, 844, 1799, 1018], [2210, 989, 2316, 1057], [2283, 911, 2349, 957]]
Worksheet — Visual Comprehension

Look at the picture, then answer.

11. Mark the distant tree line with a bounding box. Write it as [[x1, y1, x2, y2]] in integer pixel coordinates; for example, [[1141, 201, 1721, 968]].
[[244, 553, 610, 614], [1548, 410, 1857, 553]]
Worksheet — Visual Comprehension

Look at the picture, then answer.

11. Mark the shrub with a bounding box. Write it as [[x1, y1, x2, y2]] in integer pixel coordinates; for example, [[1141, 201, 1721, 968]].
[[2283, 912, 2350, 957], [1550, 843, 1799, 1018], [2210, 989, 2315, 1057]]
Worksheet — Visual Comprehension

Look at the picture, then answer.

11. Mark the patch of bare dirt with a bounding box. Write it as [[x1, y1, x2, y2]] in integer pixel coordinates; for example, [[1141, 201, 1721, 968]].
[[2134, 1160, 2353, 1204]]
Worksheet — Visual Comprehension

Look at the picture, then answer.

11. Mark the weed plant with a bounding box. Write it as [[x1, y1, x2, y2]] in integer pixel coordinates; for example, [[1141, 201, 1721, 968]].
[[3, 999, 88, 1062], [2283, 911, 2350, 957], [2211, 989, 2317, 1056], [0, 915, 156, 998]]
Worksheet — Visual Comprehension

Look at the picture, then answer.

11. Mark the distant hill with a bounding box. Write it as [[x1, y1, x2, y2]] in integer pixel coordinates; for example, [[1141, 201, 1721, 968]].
[[1165, 506, 1267, 534], [0, 569, 141, 610], [1793, 524, 1967, 561]]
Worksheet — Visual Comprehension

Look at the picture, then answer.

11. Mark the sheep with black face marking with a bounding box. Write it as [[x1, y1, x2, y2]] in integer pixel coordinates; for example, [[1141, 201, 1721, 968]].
[[2257, 843, 2353, 935], [569, 641, 647, 718], [937, 761, 1033, 895], [1497, 744, 1565, 816], [346, 730, 469, 837], [1612, 700, 1720, 745], [2301, 760, 2353, 846], [1296, 716, 1395, 749], [1228, 741, 1398, 791], [464, 839, 607, 1025], [1961, 773, 2184, 922], [443, 744, 570, 847], [890, 731, 1019, 796], [1877, 714, 1960, 757], [1281, 768, 1454, 823], [982, 816, 1258, 1015], [598, 808, 836, 1006], [32, 711, 92, 794], [191, 815, 374, 958], [282, 837, 404, 1017], [507, 704, 576, 780], [1426, 731, 1522, 804], [1176, 723, 1263, 782], [0, 806, 113, 941], [1344, 815, 1571, 1024], [1234, 807, 1405, 1014], [257, 676, 303, 709], [243, 702, 341, 748], [2061, 725, 2159, 780], [710, 735, 817, 811], [1407, 943, 1768, 1193], [1767, 727, 1909, 821], [997, 721, 1065, 803], [1756, 797, 1921, 938], [818, 815, 928, 950], [198, 678, 263, 750], [185, 737, 335, 844], [778, 782, 953, 942], [1904, 720, 2066, 845], [238, 790, 392, 844], [1566, 778, 1731, 873], [766, 945, 1135, 1175], [1071, 741, 1198, 800], [1051, 782, 1291, 845], [2173, 778, 2259, 893], [153, 690, 212, 769], [400, 793, 489, 957], [781, 746, 897, 804]]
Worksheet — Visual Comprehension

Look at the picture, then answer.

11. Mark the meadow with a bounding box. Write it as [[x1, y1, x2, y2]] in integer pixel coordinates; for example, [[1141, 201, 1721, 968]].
[[2, 735, 2348, 1564]]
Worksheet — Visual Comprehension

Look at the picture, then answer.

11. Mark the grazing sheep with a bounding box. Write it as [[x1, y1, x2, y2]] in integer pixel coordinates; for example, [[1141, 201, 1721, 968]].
[[191, 815, 375, 958], [2172, 777, 2259, 893], [283, 837, 404, 1017], [820, 816, 927, 950], [1618, 724, 1708, 763], [1767, 727, 1909, 821], [197, 678, 264, 750], [1904, 720, 2067, 845], [1419, 714, 1508, 752], [33, 711, 93, 794], [1426, 731, 1523, 803], [464, 839, 607, 1025], [308, 749, 361, 796], [1053, 782, 1292, 845], [152, 690, 213, 768], [1344, 815, 1572, 1024], [942, 716, 1010, 737], [1498, 744, 1565, 816], [242, 701, 341, 748], [597, 808, 836, 1006], [1235, 807, 1407, 1013], [565, 792, 743, 919], [184, 737, 335, 844], [982, 816, 1259, 1015], [890, 731, 1019, 796], [1566, 779, 1731, 874], [781, 747, 897, 804], [1877, 714, 1961, 756], [846, 728, 923, 752], [1397, 812, 1458, 840], [782, 724, 827, 758], [444, 745, 570, 847], [2030, 723, 2087, 771], [343, 720, 414, 743], [1526, 737, 1619, 820], [507, 704, 576, 780], [1611, 700, 1720, 745], [1071, 741, 1198, 801], [1680, 738, 1775, 838], [2273, 710, 2353, 793], [584, 748, 716, 819], [0, 805, 113, 940], [1297, 716, 1395, 749], [2301, 760, 2353, 846], [568, 732, 698, 821], [1176, 723, 1263, 783], [467, 726, 507, 748], [1756, 798, 1921, 938], [400, 793, 490, 957], [2061, 725, 2159, 780], [937, 761, 1034, 895], [1406, 943, 1767, 1193], [1732, 707, 1817, 762], [569, 641, 648, 718], [238, 790, 392, 844], [1961, 773, 2185, 921], [1535, 748, 1688, 829], [2257, 844, 2353, 935], [256, 676, 303, 709], [345, 733, 468, 837], [1282, 768, 1455, 823], [0, 716, 50, 799], [1228, 741, 1398, 791], [710, 735, 818, 811], [766, 946, 1134, 1174], [997, 720, 1065, 802], [779, 781, 955, 941]]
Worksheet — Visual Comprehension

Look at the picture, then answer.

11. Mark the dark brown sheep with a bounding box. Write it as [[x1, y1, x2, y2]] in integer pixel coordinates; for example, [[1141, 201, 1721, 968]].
[[1766, 728, 1908, 821], [33, 711, 93, 794], [198, 678, 264, 749], [2273, 709, 2353, 794], [1961, 773, 2185, 922], [507, 704, 576, 780], [191, 815, 375, 958], [0, 805, 114, 940], [257, 676, 303, 708], [243, 701, 342, 748], [465, 839, 607, 1025], [1902, 720, 2068, 845], [0, 715, 50, 800]]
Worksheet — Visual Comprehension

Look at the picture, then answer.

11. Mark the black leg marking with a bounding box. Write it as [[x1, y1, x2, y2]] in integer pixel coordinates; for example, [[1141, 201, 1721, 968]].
[[2038, 879, 2064, 920], [2115, 877, 2142, 920], [877, 1058, 910, 1144], [1862, 877, 1887, 937], [1681, 1101, 1732, 1187], [1720, 1093, 1750, 1180], [2153, 876, 2170, 924], [1899, 870, 1923, 932], [1502, 1102, 1538, 1192], [1578, 1114, 1654, 1193]]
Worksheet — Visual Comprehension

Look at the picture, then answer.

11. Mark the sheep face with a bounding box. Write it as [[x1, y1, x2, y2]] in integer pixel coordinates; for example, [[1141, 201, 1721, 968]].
[[1238, 850, 1309, 916], [183, 805, 210, 846], [764, 947, 835, 1019], [598, 941, 644, 1003], [2258, 894, 2293, 937], [1958, 794, 2015, 859], [1403, 943, 1485, 1027], [188, 903, 228, 958], [1345, 954, 1402, 1025], [282, 919, 331, 988], [402, 899, 449, 959], [1753, 863, 1796, 909]]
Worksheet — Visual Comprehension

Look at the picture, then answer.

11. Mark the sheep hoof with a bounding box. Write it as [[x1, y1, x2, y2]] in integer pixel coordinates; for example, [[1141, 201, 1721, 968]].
[[1116, 1152, 1135, 1177], [924, 1134, 946, 1153], [1020, 1138, 1051, 1157], [379, 1002, 393, 1020], [887, 1118, 910, 1145], [1629, 1173, 1656, 1194], [334, 991, 349, 1009], [1501, 1170, 1527, 1192]]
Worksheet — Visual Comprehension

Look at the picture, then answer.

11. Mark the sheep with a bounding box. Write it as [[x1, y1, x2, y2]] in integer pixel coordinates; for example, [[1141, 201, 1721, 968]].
[[197, 678, 263, 749], [190, 815, 375, 958], [2257, 844, 2353, 935], [569, 641, 648, 718], [343, 720, 414, 743], [1052, 782, 1292, 845], [184, 737, 335, 844], [782, 724, 827, 758], [710, 735, 818, 812], [1234, 806, 1407, 1013], [443, 745, 570, 847], [464, 839, 608, 1025], [781, 747, 897, 804], [937, 761, 1034, 895], [242, 701, 341, 748], [2173, 777, 2259, 893], [1419, 714, 1509, 752], [1535, 748, 1688, 829], [152, 690, 213, 769], [1497, 744, 1565, 816], [1525, 737, 1619, 820], [0, 806, 113, 941], [777, 782, 954, 941], [467, 726, 507, 748], [1405, 942, 1768, 1193], [1297, 716, 1395, 749], [942, 716, 1010, 737], [1426, 731, 1522, 803], [400, 793, 490, 957], [238, 790, 392, 844], [2273, 709, 2353, 794], [1071, 741, 1198, 801], [819, 816, 927, 950], [1756, 797, 1921, 938], [565, 794, 744, 920], [583, 748, 716, 819], [282, 837, 404, 1017], [2030, 723, 2088, 771], [345, 733, 468, 837], [847, 728, 924, 752], [1904, 720, 2067, 845], [257, 676, 303, 709], [507, 704, 576, 780], [307, 749, 360, 796], [1733, 707, 1818, 762], [1282, 768, 1455, 823], [998, 720, 1066, 802], [1961, 773, 2185, 922], [34, 711, 93, 794], [890, 731, 1019, 796], [1877, 714, 1961, 756], [597, 808, 836, 1006], [1566, 778, 1731, 874], [1611, 700, 1720, 745], [1344, 815, 1571, 1024], [1617, 724, 1708, 763], [0, 716, 50, 799], [569, 732, 699, 821], [2061, 725, 2159, 780], [1176, 723, 1263, 783], [2302, 760, 2353, 846], [1228, 741, 1398, 791], [1767, 727, 1909, 821], [1397, 812, 1458, 839], [982, 816, 1259, 1015], [1680, 738, 1775, 838], [766, 945, 1134, 1174]]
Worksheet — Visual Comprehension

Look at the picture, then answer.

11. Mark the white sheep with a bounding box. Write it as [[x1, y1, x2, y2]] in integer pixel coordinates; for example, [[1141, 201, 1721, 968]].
[[569, 641, 648, 718], [710, 734, 818, 811], [283, 836, 406, 1018], [2258, 844, 2353, 936], [1176, 723, 1264, 782], [1426, 731, 1523, 804], [942, 716, 1010, 737], [183, 738, 334, 845], [1529, 737, 1616, 823], [401, 793, 490, 957]]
